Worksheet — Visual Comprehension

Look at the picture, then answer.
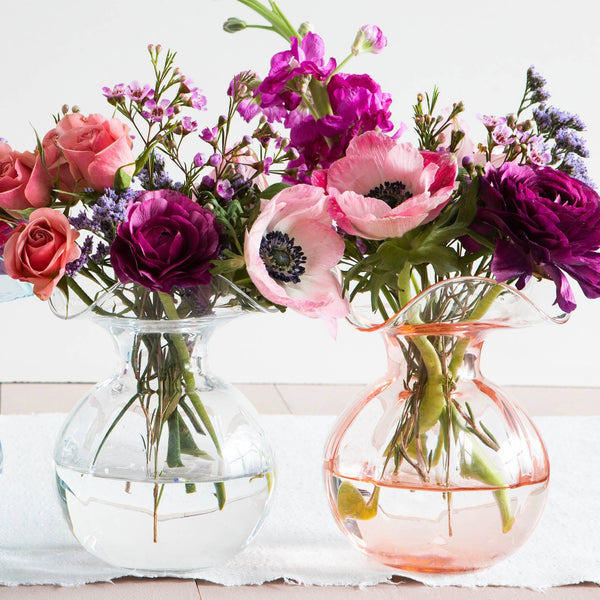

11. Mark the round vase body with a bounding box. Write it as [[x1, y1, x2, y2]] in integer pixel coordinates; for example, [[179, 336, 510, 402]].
[[324, 278, 563, 573], [54, 314, 275, 571]]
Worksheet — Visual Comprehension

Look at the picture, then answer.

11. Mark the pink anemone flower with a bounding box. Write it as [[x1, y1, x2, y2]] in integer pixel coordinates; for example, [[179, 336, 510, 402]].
[[326, 131, 458, 240], [245, 185, 349, 330]]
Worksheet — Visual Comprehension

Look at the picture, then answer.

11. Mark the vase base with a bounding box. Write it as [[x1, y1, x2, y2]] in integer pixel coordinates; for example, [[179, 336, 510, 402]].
[[325, 471, 548, 574], [56, 465, 274, 570]]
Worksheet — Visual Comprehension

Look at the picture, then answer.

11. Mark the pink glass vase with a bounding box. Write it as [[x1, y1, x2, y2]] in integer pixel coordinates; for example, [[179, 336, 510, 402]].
[[323, 277, 567, 573]]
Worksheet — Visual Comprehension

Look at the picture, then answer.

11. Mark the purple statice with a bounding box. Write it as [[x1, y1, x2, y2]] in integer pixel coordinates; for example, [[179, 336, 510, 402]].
[[136, 153, 182, 191], [534, 104, 586, 133], [141, 99, 174, 123], [126, 81, 154, 104], [69, 188, 133, 259], [554, 128, 589, 157], [561, 153, 595, 187], [526, 66, 547, 90], [89, 189, 132, 240], [531, 88, 551, 103], [102, 83, 127, 102], [65, 235, 94, 277], [91, 242, 110, 263]]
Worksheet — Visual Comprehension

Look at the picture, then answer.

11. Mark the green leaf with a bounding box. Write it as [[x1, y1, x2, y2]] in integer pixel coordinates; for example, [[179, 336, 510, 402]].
[[166, 411, 184, 468], [259, 182, 290, 199], [214, 482, 226, 510], [179, 415, 211, 458], [113, 165, 133, 191]]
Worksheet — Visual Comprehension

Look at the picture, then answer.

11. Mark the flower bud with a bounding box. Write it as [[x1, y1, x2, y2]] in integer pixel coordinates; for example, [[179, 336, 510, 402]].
[[223, 17, 247, 33], [208, 153, 222, 168], [351, 25, 387, 56], [298, 22, 312, 37], [61, 104, 70, 115], [72, 105, 80, 113]]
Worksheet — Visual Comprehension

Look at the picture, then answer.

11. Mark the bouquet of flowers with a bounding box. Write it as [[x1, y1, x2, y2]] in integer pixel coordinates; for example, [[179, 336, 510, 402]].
[[221, 0, 600, 568], [0, 0, 598, 569]]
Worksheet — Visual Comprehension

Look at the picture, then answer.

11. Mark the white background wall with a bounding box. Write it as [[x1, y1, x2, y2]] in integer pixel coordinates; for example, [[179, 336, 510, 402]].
[[1, 0, 599, 387]]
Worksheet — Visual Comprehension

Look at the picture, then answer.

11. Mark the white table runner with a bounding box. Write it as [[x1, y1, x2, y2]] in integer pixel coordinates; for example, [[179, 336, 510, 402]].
[[0, 413, 599, 588]]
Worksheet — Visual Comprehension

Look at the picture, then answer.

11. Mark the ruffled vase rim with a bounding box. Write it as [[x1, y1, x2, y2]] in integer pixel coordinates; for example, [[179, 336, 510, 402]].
[[349, 275, 569, 333]]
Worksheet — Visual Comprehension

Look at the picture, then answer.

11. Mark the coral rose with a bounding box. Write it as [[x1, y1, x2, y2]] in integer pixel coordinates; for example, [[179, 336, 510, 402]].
[[3, 208, 81, 300], [40, 128, 79, 197], [56, 113, 135, 191], [110, 190, 221, 293], [0, 142, 52, 210]]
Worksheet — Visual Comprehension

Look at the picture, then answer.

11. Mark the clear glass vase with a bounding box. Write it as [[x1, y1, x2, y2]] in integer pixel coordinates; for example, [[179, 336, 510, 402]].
[[52, 281, 275, 571], [323, 276, 567, 573]]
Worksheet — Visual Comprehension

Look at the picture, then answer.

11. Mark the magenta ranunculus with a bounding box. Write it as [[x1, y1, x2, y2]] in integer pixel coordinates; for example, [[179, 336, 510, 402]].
[[473, 162, 600, 312], [110, 190, 221, 293]]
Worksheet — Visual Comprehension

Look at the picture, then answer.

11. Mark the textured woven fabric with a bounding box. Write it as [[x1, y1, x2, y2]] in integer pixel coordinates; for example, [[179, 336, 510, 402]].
[[0, 413, 598, 588]]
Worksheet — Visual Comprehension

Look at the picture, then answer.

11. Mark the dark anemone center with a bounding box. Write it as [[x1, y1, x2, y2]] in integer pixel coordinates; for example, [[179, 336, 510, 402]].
[[368, 180, 413, 208], [259, 230, 307, 284]]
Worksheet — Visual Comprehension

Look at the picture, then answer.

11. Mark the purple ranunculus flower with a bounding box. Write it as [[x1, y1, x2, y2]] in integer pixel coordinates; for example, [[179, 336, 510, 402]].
[[111, 190, 221, 293], [472, 162, 600, 312]]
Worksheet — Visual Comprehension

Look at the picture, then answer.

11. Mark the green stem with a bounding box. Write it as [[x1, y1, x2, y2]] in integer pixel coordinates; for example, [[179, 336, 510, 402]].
[[158, 292, 226, 509], [235, 0, 299, 40], [448, 285, 503, 379], [158, 292, 222, 456], [397, 265, 445, 432]]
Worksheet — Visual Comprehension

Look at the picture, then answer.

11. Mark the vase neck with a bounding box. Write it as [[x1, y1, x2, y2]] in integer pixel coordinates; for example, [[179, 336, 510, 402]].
[[383, 328, 485, 382], [103, 318, 219, 379]]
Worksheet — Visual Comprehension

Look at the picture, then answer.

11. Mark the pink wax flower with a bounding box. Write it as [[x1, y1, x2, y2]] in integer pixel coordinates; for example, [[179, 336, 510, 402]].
[[245, 185, 348, 327], [55, 113, 135, 192], [0, 142, 53, 211], [326, 131, 457, 240], [3, 208, 80, 300]]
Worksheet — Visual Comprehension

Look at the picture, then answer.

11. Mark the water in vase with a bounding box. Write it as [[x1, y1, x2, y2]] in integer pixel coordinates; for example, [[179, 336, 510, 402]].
[[56, 465, 274, 571], [325, 470, 548, 573]]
